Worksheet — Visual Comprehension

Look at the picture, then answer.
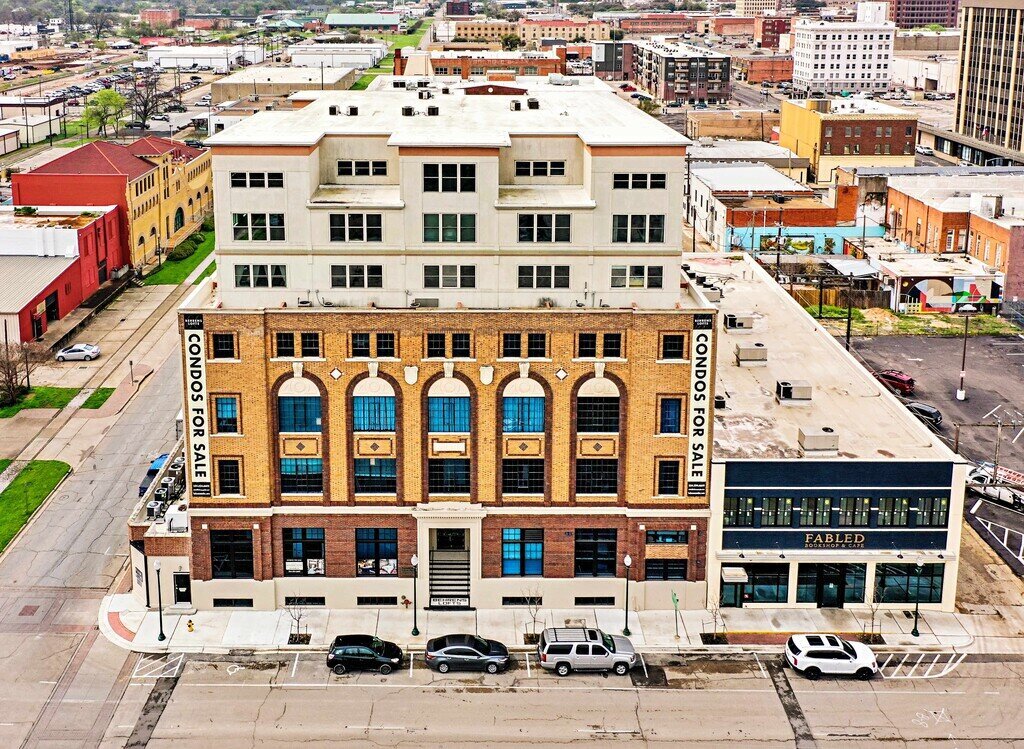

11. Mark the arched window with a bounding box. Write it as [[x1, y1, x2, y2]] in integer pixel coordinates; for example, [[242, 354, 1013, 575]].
[[576, 378, 620, 433], [278, 377, 321, 433], [352, 377, 396, 432], [502, 378, 544, 433], [427, 378, 470, 433], [138, 235, 145, 247], [174, 207, 185, 231]]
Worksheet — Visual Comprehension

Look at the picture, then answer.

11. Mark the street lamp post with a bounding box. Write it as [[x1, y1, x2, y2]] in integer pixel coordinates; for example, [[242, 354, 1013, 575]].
[[154, 560, 166, 642], [955, 304, 977, 401], [411, 554, 420, 637], [911, 557, 924, 638], [622, 554, 632, 637]]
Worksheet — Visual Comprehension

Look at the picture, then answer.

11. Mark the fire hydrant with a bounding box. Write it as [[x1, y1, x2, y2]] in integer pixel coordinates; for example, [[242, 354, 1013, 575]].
[[400, 596, 412, 609], [187, 619, 195, 633]]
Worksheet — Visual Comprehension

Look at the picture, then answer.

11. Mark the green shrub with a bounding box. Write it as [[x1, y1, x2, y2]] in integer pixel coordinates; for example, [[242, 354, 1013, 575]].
[[167, 242, 197, 261], [190, 231, 205, 245], [202, 216, 215, 232]]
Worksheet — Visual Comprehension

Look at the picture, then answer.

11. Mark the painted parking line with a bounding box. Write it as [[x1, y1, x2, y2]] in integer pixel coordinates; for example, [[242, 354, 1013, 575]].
[[132, 653, 183, 680], [754, 653, 769, 679], [639, 653, 648, 680], [878, 652, 966, 679], [524, 652, 531, 678], [976, 518, 1024, 564]]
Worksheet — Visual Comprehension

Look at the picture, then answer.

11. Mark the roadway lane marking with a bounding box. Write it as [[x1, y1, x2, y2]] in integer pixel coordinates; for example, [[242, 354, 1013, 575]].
[[180, 682, 779, 693], [639, 653, 649, 680], [754, 653, 768, 679], [524, 652, 531, 678], [971, 500, 983, 514], [409, 652, 415, 678], [290, 653, 299, 679]]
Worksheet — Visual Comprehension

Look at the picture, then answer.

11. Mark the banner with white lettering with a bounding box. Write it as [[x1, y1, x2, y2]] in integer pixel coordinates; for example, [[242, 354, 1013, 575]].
[[183, 314, 211, 498], [687, 314, 714, 496]]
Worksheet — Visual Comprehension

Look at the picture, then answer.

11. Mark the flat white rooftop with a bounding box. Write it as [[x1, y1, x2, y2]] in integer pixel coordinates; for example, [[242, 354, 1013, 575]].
[[685, 253, 953, 462], [853, 240, 1002, 278], [686, 139, 805, 162], [691, 163, 812, 194], [789, 98, 914, 117], [206, 78, 691, 148], [887, 174, 1024, 224]]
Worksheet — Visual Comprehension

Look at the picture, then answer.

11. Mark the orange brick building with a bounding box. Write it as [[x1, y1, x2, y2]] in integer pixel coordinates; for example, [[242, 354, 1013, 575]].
[[734, 54, 793, 84]]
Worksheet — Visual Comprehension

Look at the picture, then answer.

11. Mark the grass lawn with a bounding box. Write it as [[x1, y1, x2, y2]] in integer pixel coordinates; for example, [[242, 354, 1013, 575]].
[[80, 388, 115, 410], [816, 308, 1020, 337], [0, 461, 71, 552], [378, 20, 432, 50], [194, 260, 216, 284], [0, 387, 81, 419], [351, 74, 378, 90], [0, 460, 11, 477], [143, 231, 215, 286], [352, 20, 431, 89]]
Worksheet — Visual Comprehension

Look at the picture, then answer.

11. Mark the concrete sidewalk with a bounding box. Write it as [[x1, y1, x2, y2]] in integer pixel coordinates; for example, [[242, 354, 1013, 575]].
[[99, 592, 1024, 655]]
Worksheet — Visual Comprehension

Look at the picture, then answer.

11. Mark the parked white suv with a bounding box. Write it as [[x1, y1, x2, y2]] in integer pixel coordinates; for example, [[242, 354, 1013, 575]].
[[785, 634, 877, 681]]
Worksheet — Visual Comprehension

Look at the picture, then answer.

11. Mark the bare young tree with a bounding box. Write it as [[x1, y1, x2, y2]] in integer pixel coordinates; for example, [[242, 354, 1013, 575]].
[[0, 338, 49, 407], [704, 593, 726, 644], [285, 605, 309, 644], [124, 69, 171, 129], [522, 586, 544, 644]]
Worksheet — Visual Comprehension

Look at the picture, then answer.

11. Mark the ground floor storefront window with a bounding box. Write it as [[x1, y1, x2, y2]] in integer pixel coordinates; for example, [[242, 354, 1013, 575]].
[[795, 563, 866, 606], [875, 563, 944, 604], [722, 563, 789, 606]]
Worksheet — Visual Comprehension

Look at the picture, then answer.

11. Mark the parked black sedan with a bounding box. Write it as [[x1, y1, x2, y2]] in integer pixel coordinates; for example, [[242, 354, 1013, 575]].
[[424, 634, 511, 674], [327, 635, 404, 675]]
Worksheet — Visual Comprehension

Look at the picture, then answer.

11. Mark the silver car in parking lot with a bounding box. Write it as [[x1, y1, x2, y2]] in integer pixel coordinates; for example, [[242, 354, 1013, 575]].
[[56, 343, 100, 362]]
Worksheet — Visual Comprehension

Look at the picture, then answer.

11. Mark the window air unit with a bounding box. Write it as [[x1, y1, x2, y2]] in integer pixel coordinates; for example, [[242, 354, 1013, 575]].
[[418, 89, 432, 99], [328, 105, 338, 115], [510, 99, 523, 111], [412, 298, 440, 308]]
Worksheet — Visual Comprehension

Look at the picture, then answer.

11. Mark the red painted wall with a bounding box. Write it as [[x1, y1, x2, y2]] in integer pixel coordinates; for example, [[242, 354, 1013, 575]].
[[12, 172, 131, 269]]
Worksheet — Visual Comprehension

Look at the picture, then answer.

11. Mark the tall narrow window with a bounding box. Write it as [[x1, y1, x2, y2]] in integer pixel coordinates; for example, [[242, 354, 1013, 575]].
[[502, 529, 543, 576]]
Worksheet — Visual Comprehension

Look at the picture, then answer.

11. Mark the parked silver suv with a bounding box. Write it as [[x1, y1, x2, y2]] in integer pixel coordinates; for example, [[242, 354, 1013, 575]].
[[537, 627, 637, 676]]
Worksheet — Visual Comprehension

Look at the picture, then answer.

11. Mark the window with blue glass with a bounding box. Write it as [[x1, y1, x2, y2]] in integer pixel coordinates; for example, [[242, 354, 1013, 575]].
[[354, 458, 397, 493], [658, 397, 682, 434], [283, 528, 325, 576], [278, 396, 321, 432], [875, 563, 944, 604], [356, 528, 398, 576], [502, 528, 543, 576], [353, 396, 395, 431], [502, 397, 544, 432], [428, 396, 470, 432], [428, 459, 471, 493], [280, 458, 323, 494], [214, 396, 238, 433]]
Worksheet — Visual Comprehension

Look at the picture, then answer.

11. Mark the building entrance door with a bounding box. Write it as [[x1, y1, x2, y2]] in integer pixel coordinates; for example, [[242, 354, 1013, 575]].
[[429, 528, 471, 608], [817, 564, 844, 608], [44, 291, 59, 322], [435, 528, 467, 552], [172, 572, 192, 605]]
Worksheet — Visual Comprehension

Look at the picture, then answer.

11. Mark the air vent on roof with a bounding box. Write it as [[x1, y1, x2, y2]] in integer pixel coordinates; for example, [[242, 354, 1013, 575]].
[[402, 105, 415, 117], [426, 105, 439, 116], [776, 379, 813, 405], [418, 89, 432, 99], [510, 99, 523, 111], [798, 426, 839, 455], [393, 80, 405, 89], [417, 80, 429, 88], [714, 394, 727, 409], [328, 105, 338, 115], [723, 312, 754, 331], [442, 87, 451, 95], [735, 342, 767, 367], [527, 97, 540, 109], [346, 105, 358, 116]]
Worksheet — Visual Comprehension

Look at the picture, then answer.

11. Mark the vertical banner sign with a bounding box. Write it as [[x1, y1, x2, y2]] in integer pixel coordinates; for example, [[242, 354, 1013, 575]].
[[687, 314, 714, 496], [183, 314, 211, 498]]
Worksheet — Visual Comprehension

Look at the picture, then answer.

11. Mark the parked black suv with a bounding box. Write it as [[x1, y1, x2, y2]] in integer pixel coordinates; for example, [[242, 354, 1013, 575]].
[[326, 635, 403, 675]]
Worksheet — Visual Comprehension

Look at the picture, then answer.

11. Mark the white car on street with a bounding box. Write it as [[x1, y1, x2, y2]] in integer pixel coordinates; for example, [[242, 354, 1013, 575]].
[[56, 343, 100, 362], [785, 634, 877, 680]]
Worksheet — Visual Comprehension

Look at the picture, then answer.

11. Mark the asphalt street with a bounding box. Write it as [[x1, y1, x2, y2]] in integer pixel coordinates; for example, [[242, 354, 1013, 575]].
[[117, 651, 1024, 748]]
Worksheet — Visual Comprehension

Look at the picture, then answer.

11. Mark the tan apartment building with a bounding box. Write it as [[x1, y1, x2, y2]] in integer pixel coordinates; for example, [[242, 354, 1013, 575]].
[[129, 78, 719, 615]]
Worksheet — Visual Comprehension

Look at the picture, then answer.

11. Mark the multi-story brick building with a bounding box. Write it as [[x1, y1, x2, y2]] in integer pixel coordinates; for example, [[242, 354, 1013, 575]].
[[519, 19, 612, 45], [733, 54, 793, 83], [131, 79, 720, 614], [617, 13, 699, 36], [140, 7, 181, 28], [633, 36, 731, 104], [887, 0, 959, 28], [736, 0, 780, 15], [884, 173, 1024, 299], [779, 98, 917, 182], [453, 19, 518, 42], [12, 138, 213, 267], [754, 16, 792, 49], [592, 41, 635, 81]]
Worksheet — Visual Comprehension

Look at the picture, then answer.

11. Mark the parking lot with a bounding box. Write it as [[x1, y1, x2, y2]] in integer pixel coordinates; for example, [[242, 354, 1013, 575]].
[[111, 650, 1024, 747]]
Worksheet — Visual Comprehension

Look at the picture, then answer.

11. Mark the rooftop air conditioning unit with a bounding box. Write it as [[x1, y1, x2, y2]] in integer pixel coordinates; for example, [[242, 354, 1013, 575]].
[[402, 105, 415, 116], [798, 426, 839, 455], [702, 285, 722, 302], [510, 99, 523, 111], [417, 80, 429, 88], [723, 312, 755, 331], [418, 89, 432, 99], [735, 342, 767, 367], [146, 500, 161, 519], [346, 105, 358, 116], [328, 105, 338, 115], [412, 297, 440, 307], [393, 80, 405, 89], [426, 105, 439, 116], [527, 97, 540, 109], [442, 87, 450, 95], [776, 379, 813, 404]]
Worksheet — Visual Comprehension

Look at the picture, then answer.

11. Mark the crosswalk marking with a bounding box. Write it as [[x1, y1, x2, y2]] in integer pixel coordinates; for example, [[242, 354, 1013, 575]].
[[878, 652, 966, 679], [132, 652, 184, 679]]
